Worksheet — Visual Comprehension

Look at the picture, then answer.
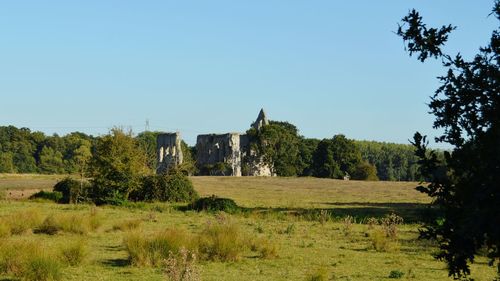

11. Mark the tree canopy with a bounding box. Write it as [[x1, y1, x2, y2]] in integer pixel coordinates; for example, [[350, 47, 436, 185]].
[[398, 2, 500, 278]]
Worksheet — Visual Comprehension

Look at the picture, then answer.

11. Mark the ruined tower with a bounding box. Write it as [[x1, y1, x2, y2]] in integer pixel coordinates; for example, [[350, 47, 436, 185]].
[[252, 108, 269, 130], [195, 109, 273, 177], [156, 132, 183, 174]]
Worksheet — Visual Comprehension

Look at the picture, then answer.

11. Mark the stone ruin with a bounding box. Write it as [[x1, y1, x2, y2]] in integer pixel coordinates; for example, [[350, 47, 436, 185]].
[[156, 109, 273, 176], [156, 132, 183, 174]]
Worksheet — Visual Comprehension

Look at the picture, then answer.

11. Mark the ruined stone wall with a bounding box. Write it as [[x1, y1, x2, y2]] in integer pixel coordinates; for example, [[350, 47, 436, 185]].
[[196, 133, 242, 176], [157, 132, 183, 174]]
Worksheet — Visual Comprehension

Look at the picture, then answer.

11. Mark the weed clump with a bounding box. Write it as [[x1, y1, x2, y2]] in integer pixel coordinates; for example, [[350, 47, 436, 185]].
[[342, 216, 354, 236], [164, 247, 200, 281], [381, 213, 404, 238]]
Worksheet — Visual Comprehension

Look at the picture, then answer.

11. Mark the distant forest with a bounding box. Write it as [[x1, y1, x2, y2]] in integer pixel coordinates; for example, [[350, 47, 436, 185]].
[[0, 124, 426, 181]]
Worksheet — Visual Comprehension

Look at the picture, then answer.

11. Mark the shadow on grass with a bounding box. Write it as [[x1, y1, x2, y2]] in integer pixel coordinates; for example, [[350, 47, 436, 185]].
[[178, 202, 440, 223], [101, 258, 129, 267]]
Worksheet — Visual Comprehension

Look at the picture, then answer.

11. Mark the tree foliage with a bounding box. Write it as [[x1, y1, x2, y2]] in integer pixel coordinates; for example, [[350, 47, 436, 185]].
[[247, 121, 301, 176], [398, 2, 500, 278], [312, 135, 364, 179], [87, 128, 148, 204]]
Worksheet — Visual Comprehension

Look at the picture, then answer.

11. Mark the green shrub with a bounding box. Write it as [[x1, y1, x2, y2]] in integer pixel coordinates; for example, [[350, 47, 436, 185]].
[[131, 171, 198, 203], [197, 218, 246, 262], [59, 240, 87, 266], [192, 195, 239, 213], [388, 270, 405, 279], [53, 177, 90, 204], [113, 219, 143, 231], [29, 191, 63, 202], [124, 229, 194, 267]]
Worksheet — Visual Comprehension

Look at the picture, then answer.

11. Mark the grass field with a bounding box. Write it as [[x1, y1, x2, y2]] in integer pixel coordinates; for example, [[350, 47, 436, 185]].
[[0, 174, 496, 280]]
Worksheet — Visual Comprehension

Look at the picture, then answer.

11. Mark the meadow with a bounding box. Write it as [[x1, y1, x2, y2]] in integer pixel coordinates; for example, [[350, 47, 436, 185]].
[[0, 175, 496, 280]]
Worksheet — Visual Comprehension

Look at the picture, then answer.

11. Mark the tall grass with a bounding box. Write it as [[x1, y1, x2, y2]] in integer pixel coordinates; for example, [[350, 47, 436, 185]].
[[112, 219, 143, 231], [124, 229, 193, 267], [0, 209, 43, 235], [0, 239, 62, 281], [35, 210, 103, 235], [197, 217, 247, 262], [59, 239, 87, 266]]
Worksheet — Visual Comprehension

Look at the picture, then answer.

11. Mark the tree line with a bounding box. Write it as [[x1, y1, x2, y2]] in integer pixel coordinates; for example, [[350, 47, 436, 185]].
[[0, 124, 425, 181]]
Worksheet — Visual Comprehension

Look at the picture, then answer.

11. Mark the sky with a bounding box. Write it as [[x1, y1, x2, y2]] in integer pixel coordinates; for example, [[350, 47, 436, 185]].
[[0, 1, 497, 147]]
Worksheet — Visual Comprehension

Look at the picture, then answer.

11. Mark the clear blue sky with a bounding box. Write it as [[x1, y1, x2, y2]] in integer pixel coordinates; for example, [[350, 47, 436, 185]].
[[0, 1, 497, 147]]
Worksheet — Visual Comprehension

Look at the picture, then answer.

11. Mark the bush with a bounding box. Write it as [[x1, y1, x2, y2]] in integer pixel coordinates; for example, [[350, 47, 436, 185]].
[[388, 270, 405, 279], [124, 229, 194, 267], [197, 217, 246, 262], [131, 171, 199, 203], [59, 240, 87, 266], [29, 191, 63, 202], [53, 177, 89, 204], [192, 195, 239, 213]]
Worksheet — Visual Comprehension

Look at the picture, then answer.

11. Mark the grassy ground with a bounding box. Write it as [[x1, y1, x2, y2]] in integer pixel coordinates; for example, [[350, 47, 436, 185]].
[[0, 174, 497, 280]]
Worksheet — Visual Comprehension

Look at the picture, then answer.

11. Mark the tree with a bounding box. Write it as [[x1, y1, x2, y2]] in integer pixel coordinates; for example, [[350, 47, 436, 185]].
[[38, 146, 64, 174], [87, 128, 147, 204], [312, 135, 363, 179], [247, 121, 301, 176], [398, 2, 500, 278], [0, 152, 15, 173]]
